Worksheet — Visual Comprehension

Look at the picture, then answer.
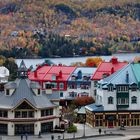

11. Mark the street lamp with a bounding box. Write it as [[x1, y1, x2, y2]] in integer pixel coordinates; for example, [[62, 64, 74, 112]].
[[83, 121, 86, 137]]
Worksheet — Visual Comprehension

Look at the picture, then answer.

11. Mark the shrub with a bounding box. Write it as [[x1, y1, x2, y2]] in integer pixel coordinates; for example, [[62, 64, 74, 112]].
[[67, 124, 77, 133]]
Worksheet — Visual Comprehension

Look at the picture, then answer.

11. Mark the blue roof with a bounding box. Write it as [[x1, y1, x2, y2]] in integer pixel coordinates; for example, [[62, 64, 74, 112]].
[[99, 63, 139, 88], [85, 103, 104, 112]]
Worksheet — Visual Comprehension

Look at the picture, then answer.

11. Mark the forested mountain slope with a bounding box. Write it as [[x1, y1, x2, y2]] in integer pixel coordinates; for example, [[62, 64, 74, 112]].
[[0, 0, 140, 58]]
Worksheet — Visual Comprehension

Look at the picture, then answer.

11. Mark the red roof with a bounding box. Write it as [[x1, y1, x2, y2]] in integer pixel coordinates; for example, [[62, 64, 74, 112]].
[[91, 57, 127, 80], [28, 65, 76, 82]]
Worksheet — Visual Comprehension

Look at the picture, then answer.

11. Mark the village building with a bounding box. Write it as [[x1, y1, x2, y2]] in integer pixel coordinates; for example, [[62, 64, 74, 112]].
[[0, 60, 60, 135], [0, 66, 9, 91], [28, 64, 76, 106], [90, 57, 127, 97], [67, 67, 96, 100], [86, 62, 140, 128]]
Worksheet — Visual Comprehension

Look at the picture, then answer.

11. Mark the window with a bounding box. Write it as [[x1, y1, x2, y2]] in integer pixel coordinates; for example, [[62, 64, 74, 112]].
[[108, 96, 113, 104], [38, 89, 40, 95], [51, 82, 57, 89], [117, 85, 129, 92], [52, 75, 56, 80], [94, 81, 98, 87], [131, 96, 137, 104], [41, 109, 53, 117], [45, 83, 51, 89], [59, 83, 64, 89], [131, 84, 137, 91], [15, 111, 34, 118], [117, 98, 129, 105], [80, 84, 89, 89], [108, 84, 114, 91], [69, 84, 77, 89], [0, 111, 7, 118], [69, 92, 77, 97], [22, 111, 27, 118], [60, 92, 63, 97], [6, 89, 10, 95]]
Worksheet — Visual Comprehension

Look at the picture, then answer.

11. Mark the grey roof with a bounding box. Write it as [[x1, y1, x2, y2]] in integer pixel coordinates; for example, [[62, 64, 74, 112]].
[[30, 81, 41, 89], [85, 103, 104, 112], [99, 63, 138, 88], [0, 79, 57, 109], [4, 81, 17, 89]]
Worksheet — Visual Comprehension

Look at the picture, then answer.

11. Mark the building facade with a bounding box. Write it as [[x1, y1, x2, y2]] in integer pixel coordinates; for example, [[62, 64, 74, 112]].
[[0, 61, 60, 135], [86, 63, 140, 128], [90, 57, 127, 98], [67, 67, 96, 100]]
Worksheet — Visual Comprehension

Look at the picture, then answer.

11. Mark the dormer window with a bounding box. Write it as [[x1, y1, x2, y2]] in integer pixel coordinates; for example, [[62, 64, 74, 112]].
[[102, 73, 109, 79], [108, 84, 114, 92], [71, 75, 76, 80], [6, 89, 10, 96], [52, 75, 56, 80], [131, 83, 137, 91]]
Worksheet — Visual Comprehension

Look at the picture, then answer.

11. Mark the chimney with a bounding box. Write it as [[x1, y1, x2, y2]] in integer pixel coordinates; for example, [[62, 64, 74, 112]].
[[111, 67, 114, 74], [34, 70, 38, 77], [59, 70, 62, 78], [111, 57, 118, 64], [126, 71, 129, 83]]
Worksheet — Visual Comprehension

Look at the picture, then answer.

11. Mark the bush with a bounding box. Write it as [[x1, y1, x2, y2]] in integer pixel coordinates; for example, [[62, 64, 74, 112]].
[[67, 124, 77, 133]]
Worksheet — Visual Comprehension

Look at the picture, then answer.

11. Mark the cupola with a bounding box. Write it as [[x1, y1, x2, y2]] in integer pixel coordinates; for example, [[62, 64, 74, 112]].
[[17, 60, 28, 79]]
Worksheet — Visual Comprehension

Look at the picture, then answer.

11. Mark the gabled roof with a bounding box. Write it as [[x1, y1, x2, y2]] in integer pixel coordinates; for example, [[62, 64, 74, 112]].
[[18, 60, 28, 71], [99, 63, 140, 88], [0, 79, 58, 109], [91, 57, 127, 80], [28, 65, 76, 82]]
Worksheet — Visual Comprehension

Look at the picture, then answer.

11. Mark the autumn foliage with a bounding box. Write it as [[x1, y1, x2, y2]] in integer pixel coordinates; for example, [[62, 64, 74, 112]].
[[73, 96, 95, 107], [85, 57, 103, 67]]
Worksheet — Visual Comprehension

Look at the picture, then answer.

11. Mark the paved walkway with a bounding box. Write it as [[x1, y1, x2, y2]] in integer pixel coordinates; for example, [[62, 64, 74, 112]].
[[1, 124, 140, 140]]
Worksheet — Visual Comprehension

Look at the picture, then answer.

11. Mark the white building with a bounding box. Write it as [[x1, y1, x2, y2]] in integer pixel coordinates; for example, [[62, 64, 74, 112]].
[[0, 66, 9, 83], [86, 63, 140, 128], [0, 61, 60, 135]]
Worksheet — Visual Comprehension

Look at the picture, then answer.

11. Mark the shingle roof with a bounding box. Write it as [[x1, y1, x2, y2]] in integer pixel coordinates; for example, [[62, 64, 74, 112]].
[[0, 79, 58, 109]]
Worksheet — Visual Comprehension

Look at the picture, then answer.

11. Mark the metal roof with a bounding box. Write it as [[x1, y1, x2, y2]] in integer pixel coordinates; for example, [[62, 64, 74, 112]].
[[91, 57, 127, 80], [85, 103, 104, 112], [0, 79, 58, 109], [99, 63, 140, 88]]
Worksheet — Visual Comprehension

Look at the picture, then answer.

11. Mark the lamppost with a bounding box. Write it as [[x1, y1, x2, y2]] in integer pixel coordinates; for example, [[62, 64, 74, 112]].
[[83, 120, 86, 137]]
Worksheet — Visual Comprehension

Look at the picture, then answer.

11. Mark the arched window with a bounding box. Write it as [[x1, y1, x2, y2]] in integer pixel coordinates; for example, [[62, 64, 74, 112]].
[[131, 96, 137, 104], [108, 96, 113, 104]]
